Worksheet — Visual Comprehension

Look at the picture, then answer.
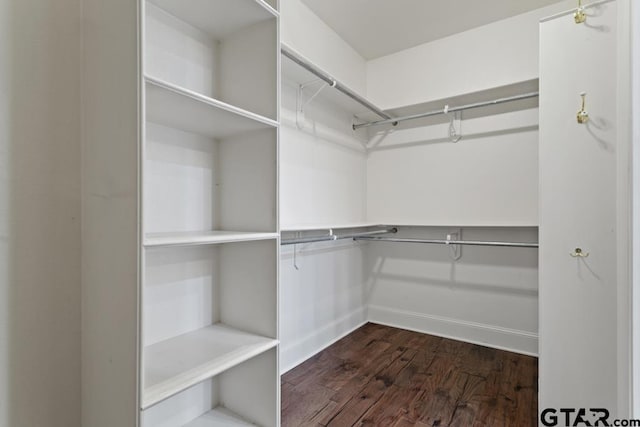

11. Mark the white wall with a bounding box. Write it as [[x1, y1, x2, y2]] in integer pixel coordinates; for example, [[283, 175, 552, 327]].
[[364, 3, 574, 227], [366, 108, 539, 226], [280, 0, 367, 95], [631, 0, 640, 417], [0, 0, 81, 426], [280, 240, 368, 373], [280, 83, 368, 228], [366, 1, 573, 110], [279, 75, 370, 371], [365, 227, 539, 355]]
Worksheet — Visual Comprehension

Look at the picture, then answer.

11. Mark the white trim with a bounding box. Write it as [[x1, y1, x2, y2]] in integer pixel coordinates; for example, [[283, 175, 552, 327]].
[[367, 305, 538, 357], [280, 308, 367, 374], [616, 0, 634, 417], [632, 0, 640, 416]]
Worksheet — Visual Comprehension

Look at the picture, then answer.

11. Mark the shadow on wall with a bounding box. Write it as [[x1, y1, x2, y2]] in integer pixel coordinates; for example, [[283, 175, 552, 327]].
[[366, 85, 540, 152], [1, 0, 81, 426], [368, 124, 539, 152], [360, 227, 539, 338], [364, 241, 539, 296]]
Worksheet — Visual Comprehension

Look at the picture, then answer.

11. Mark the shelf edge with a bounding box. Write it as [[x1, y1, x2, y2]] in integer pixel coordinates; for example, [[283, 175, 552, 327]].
[[144, 232, 279, 248], [141, 337, 279, 410], [145, 75, 279, 129]]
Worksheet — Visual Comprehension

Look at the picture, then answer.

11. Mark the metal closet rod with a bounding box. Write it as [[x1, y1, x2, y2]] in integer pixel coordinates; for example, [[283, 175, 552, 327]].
[[352, 91, 540, 130], [281, 227, 398, 246], [355, 236, 539, 248], [281, 45, 394, 123]]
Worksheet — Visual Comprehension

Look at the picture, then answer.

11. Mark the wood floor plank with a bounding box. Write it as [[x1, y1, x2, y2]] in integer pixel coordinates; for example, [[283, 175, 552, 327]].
[[325, 323, 389, 359], [325, 348, 417, 427], [281, 382, 336, 427], [416, 370, 469, 426], [321, 339, 392, 391], [281, 381, 297, 412], [354, 383, 424, 427], [392, 417, 430, 427], [282, 350, 341, 386], [328, 344, 407, 406], [449, 374, 488, 426], [282, 323, 538, 427], [393, 350, 435, 389], [308, 400, 340, 426]]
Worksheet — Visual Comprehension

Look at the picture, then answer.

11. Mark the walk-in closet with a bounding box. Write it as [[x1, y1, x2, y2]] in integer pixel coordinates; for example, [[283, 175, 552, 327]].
[[6, 0, 626, 426], [274, 0, 631, 425]]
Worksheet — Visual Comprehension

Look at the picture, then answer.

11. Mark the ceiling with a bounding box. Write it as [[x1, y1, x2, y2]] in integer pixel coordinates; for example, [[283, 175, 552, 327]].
[[301, 0, 563, 59]]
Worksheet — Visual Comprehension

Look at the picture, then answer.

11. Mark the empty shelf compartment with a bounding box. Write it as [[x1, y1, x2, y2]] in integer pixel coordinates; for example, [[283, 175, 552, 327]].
[[143, 324, 277, 408]]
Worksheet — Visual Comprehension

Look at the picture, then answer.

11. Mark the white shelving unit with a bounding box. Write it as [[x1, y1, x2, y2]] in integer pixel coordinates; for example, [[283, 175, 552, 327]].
[[80, 0, 279, 425], [141, 0, 280, 425]]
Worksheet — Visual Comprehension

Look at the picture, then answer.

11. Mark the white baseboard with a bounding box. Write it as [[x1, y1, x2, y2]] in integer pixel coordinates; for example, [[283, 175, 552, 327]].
[[280, 308, 368, 374], [367, 305, 538, 357]]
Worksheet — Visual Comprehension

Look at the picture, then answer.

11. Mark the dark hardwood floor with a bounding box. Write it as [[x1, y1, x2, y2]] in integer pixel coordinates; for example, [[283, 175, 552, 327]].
[[281, 323, 538, 427]]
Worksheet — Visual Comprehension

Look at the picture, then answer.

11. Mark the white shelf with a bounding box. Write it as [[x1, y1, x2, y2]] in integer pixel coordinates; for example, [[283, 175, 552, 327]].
[[144, 231, 278, 248], [142, 324, 278, 409], [281, 223, 538, 232], [379, 79, 539, 122], [147, 0, 277, 40], [281, 223, 383, 232], [145, 76, 277, 140], [378, 222, 539, 228], [184, 408, 257, 427]]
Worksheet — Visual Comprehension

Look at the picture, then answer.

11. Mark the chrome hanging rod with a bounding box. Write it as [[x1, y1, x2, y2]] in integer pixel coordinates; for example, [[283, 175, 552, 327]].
[[352, 91, 540, 130], [281, 44, 395, 123], [281, 227, 398, 246], [355, 236, 538, 248]]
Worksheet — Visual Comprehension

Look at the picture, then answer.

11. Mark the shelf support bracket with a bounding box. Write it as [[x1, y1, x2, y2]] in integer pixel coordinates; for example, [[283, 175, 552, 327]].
[[296, 79, 336, 130], [446, 229, 463, 261]]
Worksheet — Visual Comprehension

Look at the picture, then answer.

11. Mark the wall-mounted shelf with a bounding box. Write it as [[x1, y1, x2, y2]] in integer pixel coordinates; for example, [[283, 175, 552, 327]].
[[371, 222, 540, 228], [142, 324, 278, 409], [281, 224, 537, 247], [282, 223, 538, 232], [363, 79, 539, 130], [280, 222, 382, 232]]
